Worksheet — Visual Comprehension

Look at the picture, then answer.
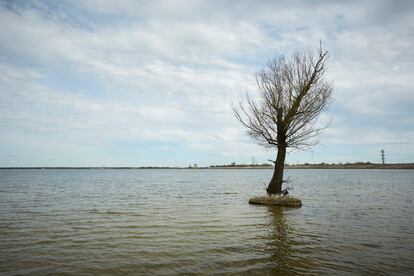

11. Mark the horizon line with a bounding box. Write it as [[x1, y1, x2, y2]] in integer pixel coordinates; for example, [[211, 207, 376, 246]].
[[1, 162, 414, 170]]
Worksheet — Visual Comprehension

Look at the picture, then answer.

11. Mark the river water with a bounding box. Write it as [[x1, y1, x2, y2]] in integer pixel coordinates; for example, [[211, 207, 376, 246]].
[[0, 169, 413, 275]]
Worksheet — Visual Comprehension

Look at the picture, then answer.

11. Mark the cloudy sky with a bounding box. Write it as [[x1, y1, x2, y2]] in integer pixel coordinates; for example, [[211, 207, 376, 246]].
[[1, 0, 413, 167]]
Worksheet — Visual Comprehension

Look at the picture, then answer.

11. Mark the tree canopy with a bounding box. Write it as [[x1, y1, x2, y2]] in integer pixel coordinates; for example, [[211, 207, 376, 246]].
[[234, 43, 333, 195], [234, 44, 333, 150]]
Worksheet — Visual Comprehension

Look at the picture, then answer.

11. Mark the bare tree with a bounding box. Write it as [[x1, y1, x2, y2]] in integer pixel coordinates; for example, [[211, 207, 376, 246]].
[[234, 43, 333, 195]]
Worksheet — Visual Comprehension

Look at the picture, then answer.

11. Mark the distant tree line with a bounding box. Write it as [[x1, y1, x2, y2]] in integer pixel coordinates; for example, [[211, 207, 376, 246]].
[[210, 163, 273, 168]]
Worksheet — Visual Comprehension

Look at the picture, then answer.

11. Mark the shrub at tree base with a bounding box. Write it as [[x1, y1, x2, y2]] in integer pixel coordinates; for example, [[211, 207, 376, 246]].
[[249, 195, 302, 207]]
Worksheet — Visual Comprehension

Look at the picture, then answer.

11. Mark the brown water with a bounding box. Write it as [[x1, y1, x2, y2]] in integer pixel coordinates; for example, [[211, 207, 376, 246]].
[[1, 169, 413, 275]]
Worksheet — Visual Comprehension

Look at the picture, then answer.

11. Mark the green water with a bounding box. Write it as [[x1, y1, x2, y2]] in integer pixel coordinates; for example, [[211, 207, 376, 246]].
[[1, 169, 413, 275]]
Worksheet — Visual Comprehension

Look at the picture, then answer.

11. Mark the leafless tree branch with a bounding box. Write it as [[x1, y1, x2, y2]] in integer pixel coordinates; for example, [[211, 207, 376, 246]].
[[233, 42, 334, 195], [234, 43, 333, 150]]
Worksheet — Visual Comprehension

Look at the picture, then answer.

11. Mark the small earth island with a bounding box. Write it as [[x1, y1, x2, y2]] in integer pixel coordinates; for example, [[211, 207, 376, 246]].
[[249, 195, 302, 207]]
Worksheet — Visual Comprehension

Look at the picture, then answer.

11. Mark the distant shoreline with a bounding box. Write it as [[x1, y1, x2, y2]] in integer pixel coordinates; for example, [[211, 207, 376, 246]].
[[1, 163, 413, 170], [285, 163, 414, 170]]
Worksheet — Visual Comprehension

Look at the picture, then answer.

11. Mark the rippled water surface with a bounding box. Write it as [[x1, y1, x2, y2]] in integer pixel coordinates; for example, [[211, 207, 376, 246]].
[[1, 169, 413, 275]]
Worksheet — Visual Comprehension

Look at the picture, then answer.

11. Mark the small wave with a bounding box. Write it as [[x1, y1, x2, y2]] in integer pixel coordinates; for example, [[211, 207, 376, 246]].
[[210, 192, 239, 195], [88, 209, 132, 215], [360, 243, 383, 249]]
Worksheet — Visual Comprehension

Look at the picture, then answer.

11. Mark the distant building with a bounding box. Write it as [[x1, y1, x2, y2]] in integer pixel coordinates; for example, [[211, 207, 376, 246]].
[[231, 162, 236, 166], [193, 164, 198, 168]]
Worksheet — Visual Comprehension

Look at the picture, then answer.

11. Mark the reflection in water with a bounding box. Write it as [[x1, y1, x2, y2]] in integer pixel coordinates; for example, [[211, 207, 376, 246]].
[[264, 207, 316, 275]]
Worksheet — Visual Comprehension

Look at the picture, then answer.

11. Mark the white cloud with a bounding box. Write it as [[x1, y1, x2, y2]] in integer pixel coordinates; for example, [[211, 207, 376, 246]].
[[1, 0, 413, 165]]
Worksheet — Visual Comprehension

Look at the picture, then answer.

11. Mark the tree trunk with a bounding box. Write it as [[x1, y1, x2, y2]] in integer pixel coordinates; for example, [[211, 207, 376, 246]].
[[267, 143, 286, 195]]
